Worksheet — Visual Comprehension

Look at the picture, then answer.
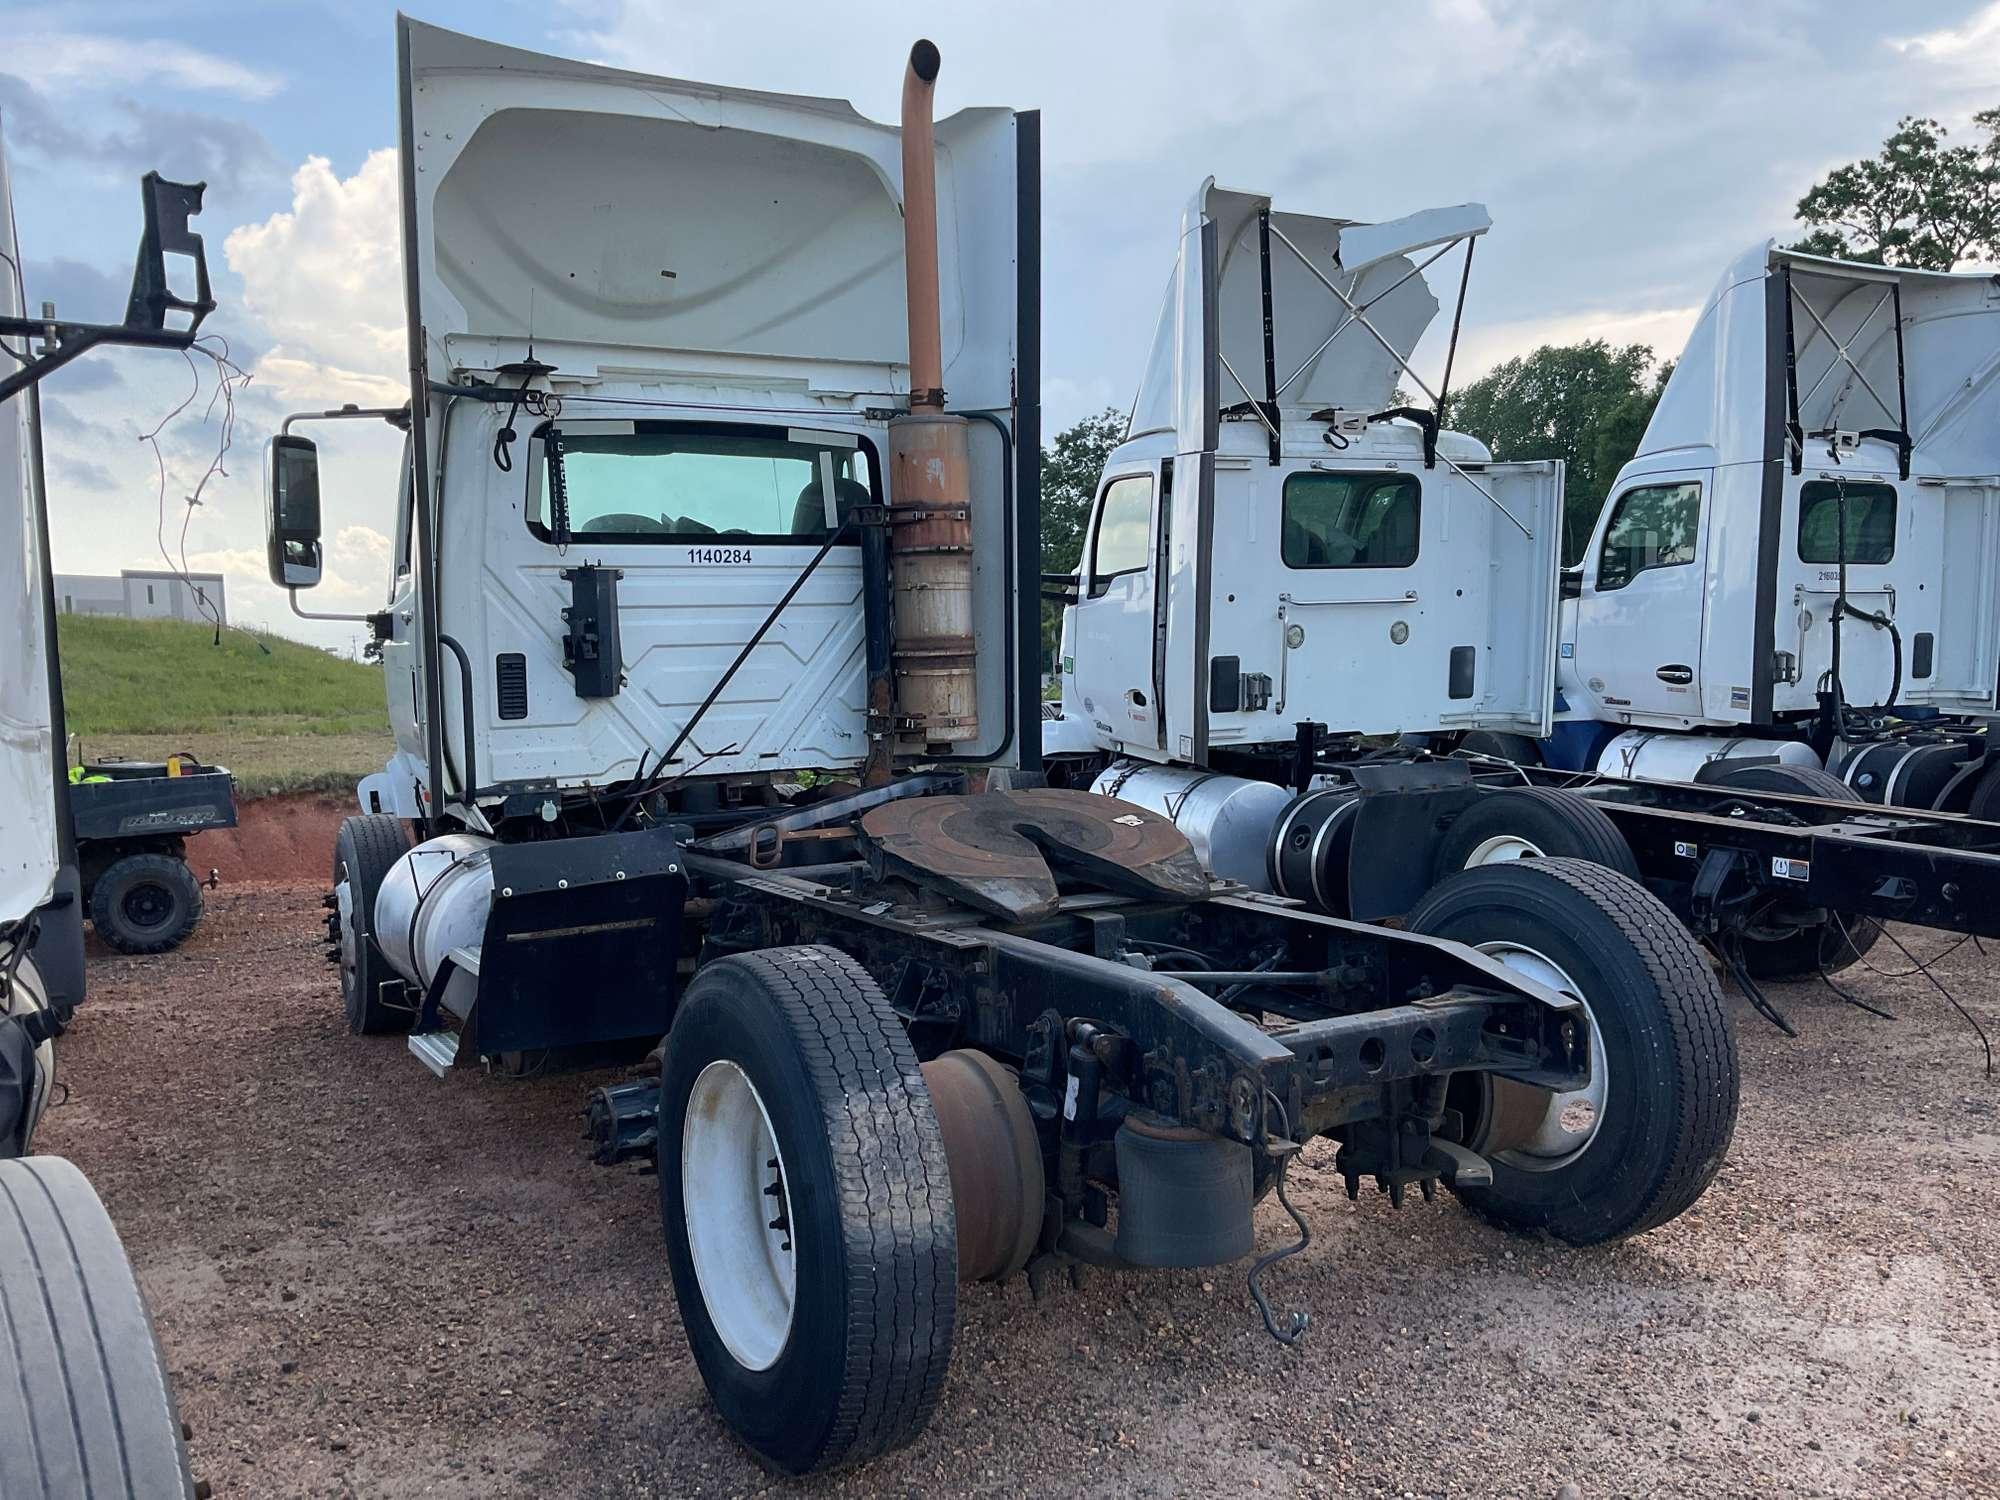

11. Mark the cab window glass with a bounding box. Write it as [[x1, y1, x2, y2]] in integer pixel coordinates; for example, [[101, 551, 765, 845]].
[[1798, 480, 1895, 564], [1281, 471, 1420, 568], [1088, 476, 1153, 596], [1596, 481, 1701, 591], [530, 424, 873, 543]]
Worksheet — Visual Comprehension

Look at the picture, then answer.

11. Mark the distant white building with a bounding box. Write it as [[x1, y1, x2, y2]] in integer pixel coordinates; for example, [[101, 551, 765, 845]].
[[53, 569, 226, 625]]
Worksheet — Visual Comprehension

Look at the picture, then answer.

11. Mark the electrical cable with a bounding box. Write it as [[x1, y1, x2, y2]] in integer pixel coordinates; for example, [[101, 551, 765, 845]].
[[1245, 1091, 1310, 1347], [136, 336, 267, 651], [1714, 932, 1799, 1036], [1836, 913, 1992, 1075], [1813, 966, 1898, 1021], [1126, 940, 1212, 971], [610, 520, 858, 831]]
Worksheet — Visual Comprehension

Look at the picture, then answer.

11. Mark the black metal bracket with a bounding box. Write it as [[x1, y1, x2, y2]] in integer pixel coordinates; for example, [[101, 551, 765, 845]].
[[1368, 406, 1442, 469], [0, 172, 216, 403]]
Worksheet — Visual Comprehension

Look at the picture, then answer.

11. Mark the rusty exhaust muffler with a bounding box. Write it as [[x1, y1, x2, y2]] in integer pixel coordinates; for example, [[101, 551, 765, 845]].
[[876, 39, 977, 774]]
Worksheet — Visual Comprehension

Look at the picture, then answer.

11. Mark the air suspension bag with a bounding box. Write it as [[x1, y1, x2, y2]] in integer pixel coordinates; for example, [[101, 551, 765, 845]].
[[1112, 1116, 1254, 1268]]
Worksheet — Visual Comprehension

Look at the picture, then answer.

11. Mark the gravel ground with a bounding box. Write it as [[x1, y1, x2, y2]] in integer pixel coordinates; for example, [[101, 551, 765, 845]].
[[36, 882, 2000, 1500]]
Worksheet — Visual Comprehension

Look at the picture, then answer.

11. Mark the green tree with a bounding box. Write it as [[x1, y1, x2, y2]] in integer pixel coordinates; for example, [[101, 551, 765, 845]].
[[1039, 407, 1125, 673], [1792, 111, 2000, 270], [1446, 341, 1669, 564]]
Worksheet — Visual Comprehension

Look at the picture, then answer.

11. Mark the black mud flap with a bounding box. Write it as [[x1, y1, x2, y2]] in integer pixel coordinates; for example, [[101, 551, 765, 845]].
[[1343, 761, 1480, 923], [463, 829, 687, 1055]]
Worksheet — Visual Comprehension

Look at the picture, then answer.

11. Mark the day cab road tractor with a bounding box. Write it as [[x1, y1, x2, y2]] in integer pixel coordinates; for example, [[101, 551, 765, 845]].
[[1044, 184, 2000, 1011], [278, 23, 1738, 1476], [1551, 247, 2000, 815], [1, 122, 211, 1498]]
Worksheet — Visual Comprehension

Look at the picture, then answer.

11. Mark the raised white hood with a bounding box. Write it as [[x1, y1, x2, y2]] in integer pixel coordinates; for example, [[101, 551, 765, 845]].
[[401, 18, 1022, 409], [1129, 178, 1490, 446], [0, 122, 60, 927], [1638, 242, 2000, 476]]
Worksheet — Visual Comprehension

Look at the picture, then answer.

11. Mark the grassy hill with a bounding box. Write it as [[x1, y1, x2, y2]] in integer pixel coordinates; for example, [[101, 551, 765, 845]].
[[58, 615, 394, 798]]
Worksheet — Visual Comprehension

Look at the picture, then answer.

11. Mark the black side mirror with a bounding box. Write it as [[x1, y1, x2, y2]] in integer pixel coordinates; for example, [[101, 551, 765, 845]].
[[265, 434, 322, 588]]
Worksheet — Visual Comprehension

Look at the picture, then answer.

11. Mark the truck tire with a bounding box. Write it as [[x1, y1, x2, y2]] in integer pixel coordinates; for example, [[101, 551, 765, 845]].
[[1410, 859, 1737, 1245], [331, 815, 413, 1035], [1964, 756, 2000, 823], [1432, 787, 1640, 884], [658, 946, 956, 1475], [0, 1156, 197, 1499], [1711, 763, 1882, 979], [88, 854, 202, 956]]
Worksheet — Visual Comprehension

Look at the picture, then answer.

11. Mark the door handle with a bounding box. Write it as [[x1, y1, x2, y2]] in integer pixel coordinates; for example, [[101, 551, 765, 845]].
[[1655, 664, 1694, 685]]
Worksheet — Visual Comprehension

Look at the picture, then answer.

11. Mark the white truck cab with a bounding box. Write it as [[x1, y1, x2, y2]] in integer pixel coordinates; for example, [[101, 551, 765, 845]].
[[1562, 245, 2000, 740], [1057, 182, 1562, 767], [280, 21, 1038, 831]]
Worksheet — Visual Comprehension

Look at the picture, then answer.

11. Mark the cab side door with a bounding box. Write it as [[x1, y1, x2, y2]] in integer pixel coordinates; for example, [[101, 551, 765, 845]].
[[1569, 471, 1710, 725], [1065, 468, 1163, 754]]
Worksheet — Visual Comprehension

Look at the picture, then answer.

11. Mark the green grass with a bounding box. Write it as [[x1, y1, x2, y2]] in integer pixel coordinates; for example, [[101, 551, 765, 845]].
[[58, 615, 394, 798]]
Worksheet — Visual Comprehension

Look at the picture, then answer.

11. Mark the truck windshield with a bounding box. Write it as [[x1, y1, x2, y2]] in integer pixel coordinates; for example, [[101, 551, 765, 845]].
[[529, 423, 874, 544], [1798, 480, 1895, 565]]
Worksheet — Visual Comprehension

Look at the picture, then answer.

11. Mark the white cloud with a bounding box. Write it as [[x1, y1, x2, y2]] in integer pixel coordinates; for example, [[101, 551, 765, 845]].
[[224, 150, 405, 406], [14, 33, 283, 100], [1891, 1, 2000, 61], [333, 525, 391, 567]]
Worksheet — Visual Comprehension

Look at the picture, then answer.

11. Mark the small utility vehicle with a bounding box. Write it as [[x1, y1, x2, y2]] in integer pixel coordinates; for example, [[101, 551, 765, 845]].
[[70, 756, 234, 953]]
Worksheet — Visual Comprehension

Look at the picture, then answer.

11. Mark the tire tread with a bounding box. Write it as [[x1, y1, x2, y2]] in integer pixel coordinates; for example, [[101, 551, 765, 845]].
[[1438, 787, 1641, 883], [0, 1156, 195, 1499], [87, 855, 201, 957], [1412, 858, 1738, 1242], [723, 947, 956, 1470], [333, 815, 411, 1034]]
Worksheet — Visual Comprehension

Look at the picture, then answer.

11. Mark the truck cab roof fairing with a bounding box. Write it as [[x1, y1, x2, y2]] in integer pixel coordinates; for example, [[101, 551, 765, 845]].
[[0, 122, 60, 925], [1638, 242, 2000, 476], [400, 18, 1020, 407], [1129, 179, 1490, 446]]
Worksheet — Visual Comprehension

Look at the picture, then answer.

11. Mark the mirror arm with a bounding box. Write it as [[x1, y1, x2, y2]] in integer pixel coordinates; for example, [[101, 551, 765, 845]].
[[280, 404, 410, 435], [289, 590, 373, 624]]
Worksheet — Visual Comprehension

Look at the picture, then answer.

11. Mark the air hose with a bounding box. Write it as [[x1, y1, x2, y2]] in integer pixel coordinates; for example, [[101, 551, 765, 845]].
[[1824, 474, 1902, 732]]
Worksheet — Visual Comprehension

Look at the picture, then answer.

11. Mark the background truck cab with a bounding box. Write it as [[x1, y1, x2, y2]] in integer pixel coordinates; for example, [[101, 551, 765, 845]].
[[1059, 182, 1562, 769], [1562, 246, 2000, 740]]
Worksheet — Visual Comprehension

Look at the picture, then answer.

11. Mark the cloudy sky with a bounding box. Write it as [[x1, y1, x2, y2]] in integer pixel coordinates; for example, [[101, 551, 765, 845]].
[[5, 0, 1996, 650]]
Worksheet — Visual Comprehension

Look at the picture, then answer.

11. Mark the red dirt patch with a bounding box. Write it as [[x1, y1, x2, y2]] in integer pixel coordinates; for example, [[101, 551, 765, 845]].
[[187, 792, 357, 886]]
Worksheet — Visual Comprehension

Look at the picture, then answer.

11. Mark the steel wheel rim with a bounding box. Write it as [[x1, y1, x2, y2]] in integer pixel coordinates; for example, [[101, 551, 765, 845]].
[[122, 883, 172, 928], [1463, 834, 1547, 866], [334, 874, 359, 1001], [1475, 941, 1608, 1170], [682, 1059, 796, 1371]]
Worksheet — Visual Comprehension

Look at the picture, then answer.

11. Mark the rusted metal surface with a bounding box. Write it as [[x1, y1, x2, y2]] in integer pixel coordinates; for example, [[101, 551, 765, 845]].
[[898, 40, 945, 407], [887, 41, 977, 750], [887, 412, 977, 747], [920, 1048, 1045, 1281], [858, 789, 1210, 920]]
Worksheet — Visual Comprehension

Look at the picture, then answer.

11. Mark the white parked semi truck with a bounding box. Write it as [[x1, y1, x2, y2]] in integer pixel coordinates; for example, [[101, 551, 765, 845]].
[[1044, 183, 2000, 1000], [283, 23, 1741, 1475], [1548, 247, 2000, 811], [1, 120, 212, 1498]]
